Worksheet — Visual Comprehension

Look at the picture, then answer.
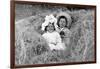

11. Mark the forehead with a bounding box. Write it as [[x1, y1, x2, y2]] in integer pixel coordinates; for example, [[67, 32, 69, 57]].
[[60, 18, 66, 21], [48, 23, 54, 26]]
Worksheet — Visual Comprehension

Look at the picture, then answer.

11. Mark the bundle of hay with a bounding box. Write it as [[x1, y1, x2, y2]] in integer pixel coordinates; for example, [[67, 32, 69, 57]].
[[15, 4, 95, 64], [15, 16, 50, 65], [70, 9, 94, 62]]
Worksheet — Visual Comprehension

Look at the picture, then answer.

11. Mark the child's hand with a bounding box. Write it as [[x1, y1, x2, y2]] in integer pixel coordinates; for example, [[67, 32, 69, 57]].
[[60, 31, 65, 35], [60, 31, 65, 38]]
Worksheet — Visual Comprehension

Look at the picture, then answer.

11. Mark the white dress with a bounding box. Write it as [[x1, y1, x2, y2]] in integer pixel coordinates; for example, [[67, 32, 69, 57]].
[[42, 31, 66, 50]]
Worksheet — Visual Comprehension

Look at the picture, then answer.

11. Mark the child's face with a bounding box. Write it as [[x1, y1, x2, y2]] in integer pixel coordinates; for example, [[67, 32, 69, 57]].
[[47, 23, 55, 33], [59, 18, 66, 28]]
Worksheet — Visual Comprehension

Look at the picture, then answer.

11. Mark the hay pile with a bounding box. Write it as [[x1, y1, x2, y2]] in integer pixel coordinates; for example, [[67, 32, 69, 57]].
[[15, 4, 95, 65]]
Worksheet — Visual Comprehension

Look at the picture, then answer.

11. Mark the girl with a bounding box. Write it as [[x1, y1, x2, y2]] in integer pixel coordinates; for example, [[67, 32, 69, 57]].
[[42, 14, 66, 51], [56, 12, 72, 46], [56, 12, 72, 57]]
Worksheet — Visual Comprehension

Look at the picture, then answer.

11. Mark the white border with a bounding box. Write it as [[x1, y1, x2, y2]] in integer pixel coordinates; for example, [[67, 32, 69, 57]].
[[0, 0, 99, 69]]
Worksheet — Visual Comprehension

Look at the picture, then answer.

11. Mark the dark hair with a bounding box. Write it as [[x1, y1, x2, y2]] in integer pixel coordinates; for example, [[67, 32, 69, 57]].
[[44, 23, 56, 31], [44, 26, 48, 31], [57, 16, 68, 27]]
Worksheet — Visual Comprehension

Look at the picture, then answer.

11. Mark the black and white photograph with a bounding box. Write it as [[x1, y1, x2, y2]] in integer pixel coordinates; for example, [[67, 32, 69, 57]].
[[11, 1, 96, 68]]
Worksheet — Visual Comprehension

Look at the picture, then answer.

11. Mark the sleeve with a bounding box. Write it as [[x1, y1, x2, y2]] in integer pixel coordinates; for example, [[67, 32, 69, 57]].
[[56, 32, 62, 43], [64, 29, 72, 38], [42, 33, 46, 40], [55, 32, 66, 50], [42, 33, 50, 44]]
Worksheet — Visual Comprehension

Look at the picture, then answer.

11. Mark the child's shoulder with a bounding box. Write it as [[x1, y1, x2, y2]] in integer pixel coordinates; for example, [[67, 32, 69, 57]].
[[53, 31, 60, 35], [42, 32, 48, 36], [64, 28, 71, 32], [42, 31, 59, 36]]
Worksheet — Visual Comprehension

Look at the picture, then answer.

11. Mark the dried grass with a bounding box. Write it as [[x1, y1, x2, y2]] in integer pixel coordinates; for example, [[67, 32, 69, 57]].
[[15, 4, 95, 65]]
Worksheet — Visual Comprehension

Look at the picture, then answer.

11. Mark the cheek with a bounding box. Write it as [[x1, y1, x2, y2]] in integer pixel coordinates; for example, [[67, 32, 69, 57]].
[[48, 26, 54, 30], [47, 27, 50, 30], [59, 21, 63, 26], [62, 22, 66, 26], [51, 26, 54, 30]]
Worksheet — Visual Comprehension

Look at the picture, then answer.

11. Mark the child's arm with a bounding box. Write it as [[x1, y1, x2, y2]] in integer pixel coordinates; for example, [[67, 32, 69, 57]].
[[64, 29, 72, 38], [56, 32, 62, 43]]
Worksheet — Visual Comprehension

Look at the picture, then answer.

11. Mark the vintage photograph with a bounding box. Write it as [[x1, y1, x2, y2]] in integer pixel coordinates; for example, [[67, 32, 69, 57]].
[[13, 1, 96, 67]]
